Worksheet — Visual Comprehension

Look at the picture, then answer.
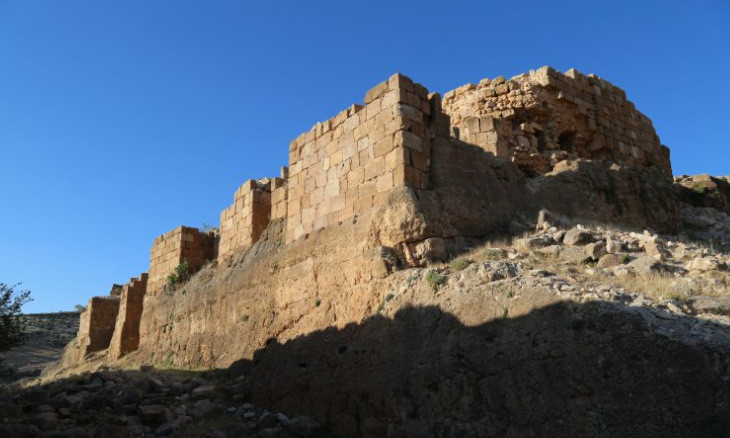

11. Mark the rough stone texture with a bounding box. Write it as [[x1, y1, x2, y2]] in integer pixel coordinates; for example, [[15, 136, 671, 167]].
[[219, 179, 273, 260], [76, 297, 120, 360], [147, 226, 217, 295], [285, 73, 431, 242], [270, 174, 288, 221], [43, 69, 730, 437], [442, 66, 672, 176], [676, 174, 730, 215], [107, 274, 148, 360]]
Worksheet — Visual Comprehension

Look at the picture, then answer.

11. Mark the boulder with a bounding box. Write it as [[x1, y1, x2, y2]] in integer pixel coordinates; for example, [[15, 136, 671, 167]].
[[627, 256, 672, 275], [687, 295, 730, 315], [585, 241, 607, 260], [564, 227, 594, 246]]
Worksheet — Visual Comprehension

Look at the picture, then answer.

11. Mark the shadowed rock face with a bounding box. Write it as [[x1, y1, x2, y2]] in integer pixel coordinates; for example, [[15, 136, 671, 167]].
[[5, 303, 729, 438], [230, 303, 730, 438]]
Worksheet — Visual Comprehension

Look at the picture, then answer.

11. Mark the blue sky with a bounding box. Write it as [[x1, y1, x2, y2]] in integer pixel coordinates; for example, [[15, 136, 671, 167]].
[[1, 1, 728, 313]]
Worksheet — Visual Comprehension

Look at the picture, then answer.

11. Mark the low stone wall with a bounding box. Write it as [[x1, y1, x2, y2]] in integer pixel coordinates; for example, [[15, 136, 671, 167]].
[[442, 66, 671, 176], [285, 73, 432, 242], [108, 273, 148, 360], [148, 226, 217, 294]]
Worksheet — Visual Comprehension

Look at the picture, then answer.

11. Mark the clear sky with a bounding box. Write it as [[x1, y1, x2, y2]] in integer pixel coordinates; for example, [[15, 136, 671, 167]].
[[1, 1, 728, 313]]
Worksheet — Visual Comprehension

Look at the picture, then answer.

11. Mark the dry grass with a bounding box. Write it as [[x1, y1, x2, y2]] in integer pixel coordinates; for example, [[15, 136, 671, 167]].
[[605, 271, 730, 302]]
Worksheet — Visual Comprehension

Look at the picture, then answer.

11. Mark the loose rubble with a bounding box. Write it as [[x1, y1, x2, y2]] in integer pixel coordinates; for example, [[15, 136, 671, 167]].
[[0, 370, 321, 438]]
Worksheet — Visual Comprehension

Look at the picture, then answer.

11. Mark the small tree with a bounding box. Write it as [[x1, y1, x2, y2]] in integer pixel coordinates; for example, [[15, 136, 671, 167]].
[[73, 304, 86, 313], [0, 283, 32, 354]]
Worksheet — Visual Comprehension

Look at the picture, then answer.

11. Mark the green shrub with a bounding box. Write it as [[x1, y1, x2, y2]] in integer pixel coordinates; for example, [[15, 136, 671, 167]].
[[315, 298, 322, 307], [621, 254, 632, 264], [425, 270, 446, 291], [0, 283, 32, 357], [666, 293, 685, 304], [449, 257, 472, 271], [167, 259, 190, 286], [385, 293, 394, 302], [73, 304, 86, 313]]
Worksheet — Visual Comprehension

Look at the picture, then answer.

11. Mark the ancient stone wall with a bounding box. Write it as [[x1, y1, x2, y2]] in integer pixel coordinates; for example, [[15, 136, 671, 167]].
[[285, 73, 432, 242], [219, 179, 273, 260], [148, 226, 217, 294], [442, 66, 671, 176], [271, 176, 288, 221], [78, 296, 120, 357], [108, 273, 148, 359]]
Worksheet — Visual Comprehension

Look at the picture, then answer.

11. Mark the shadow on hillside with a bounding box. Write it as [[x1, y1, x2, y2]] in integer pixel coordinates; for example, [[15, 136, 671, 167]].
[[220, 302, 730, 438], [4, 302, 730, 438]]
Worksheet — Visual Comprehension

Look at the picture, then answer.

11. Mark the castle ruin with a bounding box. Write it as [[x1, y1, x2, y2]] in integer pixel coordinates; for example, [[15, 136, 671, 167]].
[[67, 67, 672, 361]]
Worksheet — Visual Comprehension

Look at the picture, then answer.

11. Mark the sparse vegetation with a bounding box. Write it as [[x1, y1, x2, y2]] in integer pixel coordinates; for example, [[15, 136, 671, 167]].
[[482, 248, 507, 261], [425, 270, 447, 291], [450, 257, 472, 271], [240, 314, 250, 322], [385, 293, 394, 302], [501, 307, 509, 319], [73, 304, 86, 313], [506, 289, 515, 298], [315, 298, 322, 307], [167, 259, 190, 286], [621, 254, 632, 264], [0, 283, 32, 361], [382, 247, 399, 266], [666, 293, 686, 304], [162, 351, 175, 368]]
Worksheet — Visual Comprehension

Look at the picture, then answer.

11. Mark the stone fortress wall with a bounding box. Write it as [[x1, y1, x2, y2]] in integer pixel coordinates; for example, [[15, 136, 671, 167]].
[[442, 66, 671, 176], [147, 226, 217, 294], [285, 74, 432, 241], [108, 273, 148, 360], [68, 67, 673, 362], [219, 179, 273, 260], [74, 296, 120, 361]]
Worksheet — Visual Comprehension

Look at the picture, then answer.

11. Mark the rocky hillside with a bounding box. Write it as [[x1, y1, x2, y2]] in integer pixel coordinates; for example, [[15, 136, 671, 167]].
[[0, 312, 79, 384]]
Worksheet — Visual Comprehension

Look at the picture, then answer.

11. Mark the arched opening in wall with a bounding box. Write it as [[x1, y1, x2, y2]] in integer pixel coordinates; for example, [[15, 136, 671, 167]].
[[535, 130, 546, 153], [558, 131, 576, 153]]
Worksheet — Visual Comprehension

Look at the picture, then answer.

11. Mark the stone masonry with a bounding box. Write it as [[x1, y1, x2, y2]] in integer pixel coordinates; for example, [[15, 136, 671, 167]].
[[77, 296, 120, 358], [107, 273, 148, 360], [285, 74, 432, 241], [219, 179, 273, 260], [66, 67, 677, 366], [442, 66, 671, 176], [147, 226, 217, 295]]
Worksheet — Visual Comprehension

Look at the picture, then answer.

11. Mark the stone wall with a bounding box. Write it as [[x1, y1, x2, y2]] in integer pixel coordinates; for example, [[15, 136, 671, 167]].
[[271, 176, 288, 221], [78, 296, 120, 357], [108, 273, 148, 360], [148, 226, 217, 294], [285, 73, 432, 242], [219, 179, 273, 260], [442, 66, 671, 176]]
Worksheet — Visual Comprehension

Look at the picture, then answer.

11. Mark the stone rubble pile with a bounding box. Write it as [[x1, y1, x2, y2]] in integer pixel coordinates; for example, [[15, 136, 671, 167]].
[[508, 219, 730, 322], [0, 370, 321, 438]]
